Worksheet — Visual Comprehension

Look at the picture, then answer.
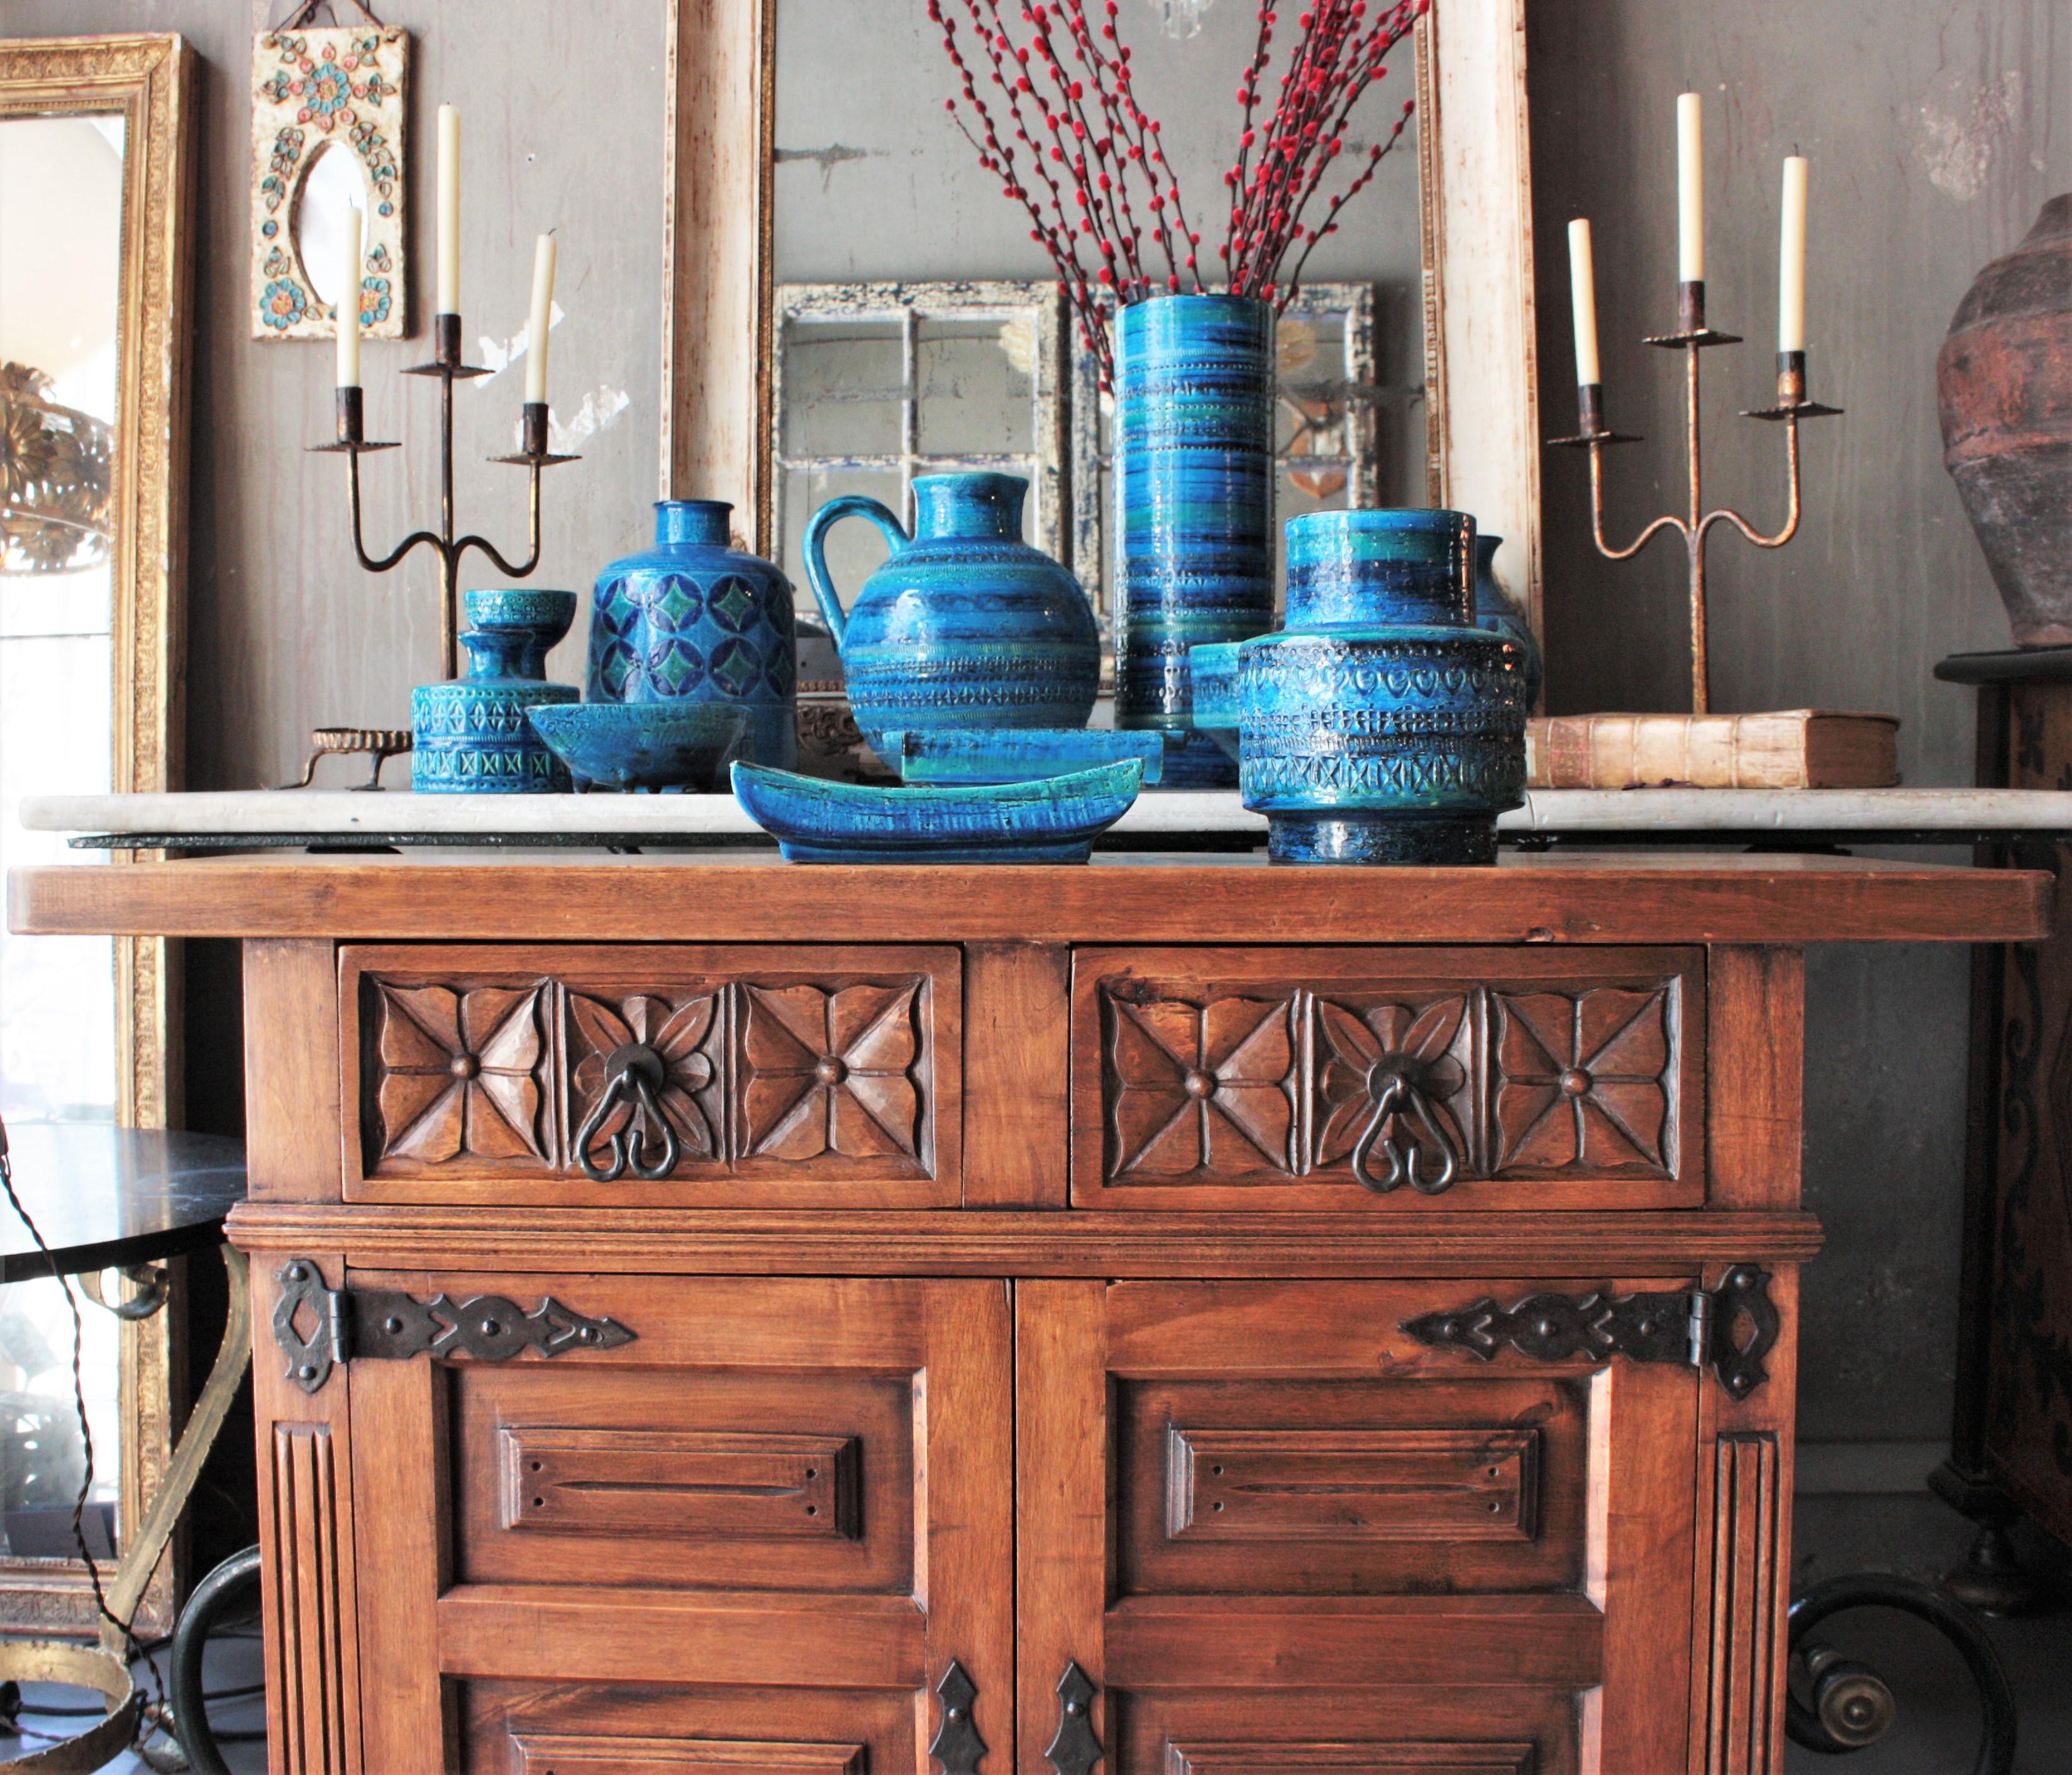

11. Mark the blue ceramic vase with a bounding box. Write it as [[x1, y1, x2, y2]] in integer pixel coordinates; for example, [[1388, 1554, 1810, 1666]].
[[1472, 533, 1543, 709], [1211, 509, 1527, 865], [1114, 294, 1278, 788], [413, 589, 579, 793], [587, 500, 798, 770], [803, 472, 1099, 757]]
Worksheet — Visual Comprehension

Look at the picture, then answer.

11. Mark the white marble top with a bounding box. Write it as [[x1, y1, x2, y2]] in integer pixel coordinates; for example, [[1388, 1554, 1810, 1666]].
[[17, 787, 2072, 842]]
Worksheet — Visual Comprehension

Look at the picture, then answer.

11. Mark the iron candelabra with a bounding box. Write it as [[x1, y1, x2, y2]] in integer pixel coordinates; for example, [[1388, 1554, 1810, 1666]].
[[1550, 279, 1841, 714], [310, 312, 578, 682]]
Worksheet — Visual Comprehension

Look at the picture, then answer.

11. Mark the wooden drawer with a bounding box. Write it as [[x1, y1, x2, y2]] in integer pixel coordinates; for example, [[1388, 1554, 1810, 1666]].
[[1070, 946, 1704, 1209], [340, 943, 961, 1205]]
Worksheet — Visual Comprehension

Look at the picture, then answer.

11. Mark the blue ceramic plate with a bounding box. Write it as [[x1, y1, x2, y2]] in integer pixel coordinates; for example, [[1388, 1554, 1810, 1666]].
[[888, 727, 1165, 787], [528, 703, 750, 792], [730, 758, 1143, 863]]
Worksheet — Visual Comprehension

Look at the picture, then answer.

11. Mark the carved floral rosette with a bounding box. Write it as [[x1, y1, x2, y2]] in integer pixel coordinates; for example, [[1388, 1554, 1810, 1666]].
[[249, 25, 407, 340]]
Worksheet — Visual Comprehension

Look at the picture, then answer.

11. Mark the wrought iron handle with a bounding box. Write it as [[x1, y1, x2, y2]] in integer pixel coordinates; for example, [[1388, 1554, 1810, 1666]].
[[1348, 1064, 1460, 1195], [1045, 1662, 1102, 1775], [929, 1661, 986, 1775], [573, 1044, 680, 1182]]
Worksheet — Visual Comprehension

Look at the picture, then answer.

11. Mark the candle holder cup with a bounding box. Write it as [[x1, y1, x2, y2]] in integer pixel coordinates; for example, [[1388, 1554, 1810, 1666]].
[[310, 312, 579, 682], [1549, 279, 1841, 714]]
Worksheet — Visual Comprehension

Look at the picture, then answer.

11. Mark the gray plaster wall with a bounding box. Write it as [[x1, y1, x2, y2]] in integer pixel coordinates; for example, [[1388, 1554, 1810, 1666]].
[[6, 0, 2068, 1470]]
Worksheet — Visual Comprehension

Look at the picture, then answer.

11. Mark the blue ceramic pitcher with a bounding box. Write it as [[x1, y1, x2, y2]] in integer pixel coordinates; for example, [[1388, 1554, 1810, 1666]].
[[802, 472, 1100, 756]]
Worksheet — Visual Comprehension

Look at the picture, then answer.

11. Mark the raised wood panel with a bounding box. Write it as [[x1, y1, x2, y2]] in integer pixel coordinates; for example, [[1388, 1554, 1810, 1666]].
[[511, 1735, 865, 1775], [1119, 1692, 1571, 1775], [1118, 1378, 1581, 1597], [1165, 1425, 1539, 1544], [1168, 1744, 1534, 1775], [1072, 948, 1704, 1209], [338, 944, 961, 1206]]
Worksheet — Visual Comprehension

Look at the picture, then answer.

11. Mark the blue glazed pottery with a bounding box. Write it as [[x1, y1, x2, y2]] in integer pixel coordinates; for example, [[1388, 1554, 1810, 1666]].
[[802, 472, 1100, 757], [1184, 641, 1244, 761], [587, 500, 798, 770], [1471, 534, 1543, 709], [1201, 509, 1527, 865], [730, 758, 1143, 864], [413, 589, 579, 793], [889, 727, 1164, 786], [1113, 294, 1278, 789], [527, 703, 750, 793]]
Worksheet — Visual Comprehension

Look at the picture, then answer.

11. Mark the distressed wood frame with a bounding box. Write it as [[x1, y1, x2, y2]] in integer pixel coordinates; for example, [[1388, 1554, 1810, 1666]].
[[662, 0, 1542, 640], [0, 32, 194, 1637]]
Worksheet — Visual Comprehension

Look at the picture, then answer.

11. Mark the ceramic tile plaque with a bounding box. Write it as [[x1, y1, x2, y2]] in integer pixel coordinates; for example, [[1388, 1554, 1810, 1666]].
[[249, 24, 407, 340]]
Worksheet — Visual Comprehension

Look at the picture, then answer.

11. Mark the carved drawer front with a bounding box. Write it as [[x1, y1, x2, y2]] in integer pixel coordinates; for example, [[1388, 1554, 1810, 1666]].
[[340, 943, 960, 1205], [1070, 945, 1703, 1208]]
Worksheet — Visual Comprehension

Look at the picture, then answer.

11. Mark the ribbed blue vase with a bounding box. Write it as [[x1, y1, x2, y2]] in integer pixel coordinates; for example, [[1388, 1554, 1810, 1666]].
[[1114, 294, 1277, 788], [1216, 509, 1527, 865]]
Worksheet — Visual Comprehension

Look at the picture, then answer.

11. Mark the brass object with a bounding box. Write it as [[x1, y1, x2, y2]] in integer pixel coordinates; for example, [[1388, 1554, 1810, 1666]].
[[280, 725, 413, 790], [1550, 280, 1842, 714], [311, 312, 579, 682]]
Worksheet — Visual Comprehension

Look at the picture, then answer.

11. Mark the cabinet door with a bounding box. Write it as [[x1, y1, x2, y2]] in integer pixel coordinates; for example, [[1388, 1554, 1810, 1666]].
[[1017, 1280, 1715, 1775], [331, 1273, 1011, 1774]]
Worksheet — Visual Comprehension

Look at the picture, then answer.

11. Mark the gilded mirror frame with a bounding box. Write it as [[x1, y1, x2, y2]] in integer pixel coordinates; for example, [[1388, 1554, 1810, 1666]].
[[659, 0, 1543, 639], [0, 32, 194, 1637]]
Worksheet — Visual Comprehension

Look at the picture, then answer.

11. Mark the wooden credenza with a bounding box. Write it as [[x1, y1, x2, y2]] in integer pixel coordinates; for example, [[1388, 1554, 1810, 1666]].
[[7, 851, 2049, 1775]]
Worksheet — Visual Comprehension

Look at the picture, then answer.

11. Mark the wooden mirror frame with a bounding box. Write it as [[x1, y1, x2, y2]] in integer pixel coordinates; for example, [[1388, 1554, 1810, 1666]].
[[0, 32, 194, 1636], [658, 0, 1542, 638]]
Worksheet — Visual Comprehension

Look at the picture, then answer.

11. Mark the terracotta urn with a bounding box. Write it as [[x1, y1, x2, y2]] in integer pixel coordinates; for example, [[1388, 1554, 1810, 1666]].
[[1939, 194, 2072, 645]]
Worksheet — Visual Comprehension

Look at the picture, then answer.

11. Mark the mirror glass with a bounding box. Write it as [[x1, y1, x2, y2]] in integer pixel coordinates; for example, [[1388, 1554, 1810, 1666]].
[[0, 113, 128, 1549], [295, 136, 369, 313], [772, 0, 1427, 629]]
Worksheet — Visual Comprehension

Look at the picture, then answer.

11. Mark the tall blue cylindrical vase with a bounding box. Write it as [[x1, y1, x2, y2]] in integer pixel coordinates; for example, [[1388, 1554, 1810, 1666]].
[[1114, 294, 1277, 788]]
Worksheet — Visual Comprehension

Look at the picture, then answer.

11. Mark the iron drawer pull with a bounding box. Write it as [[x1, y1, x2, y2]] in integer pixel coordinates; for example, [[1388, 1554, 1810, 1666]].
[[573, 1042, 680, 1181]]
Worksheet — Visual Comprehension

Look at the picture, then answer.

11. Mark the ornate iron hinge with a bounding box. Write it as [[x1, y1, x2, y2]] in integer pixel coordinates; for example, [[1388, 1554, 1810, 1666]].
[[273, 1258, 637, 1396], [1045, 1661, 1103, 1775], [1401, 1264, 1780, 1400], [929, 1661, 986, 1775]]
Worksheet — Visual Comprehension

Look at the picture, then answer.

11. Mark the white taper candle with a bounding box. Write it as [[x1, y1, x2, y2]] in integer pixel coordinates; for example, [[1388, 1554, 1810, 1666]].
[[1779, 155, 1809, 352], [1568, 218, 1601, 385], [436, 104, 460, 315], [524, 234, 557, 406], [1677, 92, 1704, 284], [335, 204, 362, 389]]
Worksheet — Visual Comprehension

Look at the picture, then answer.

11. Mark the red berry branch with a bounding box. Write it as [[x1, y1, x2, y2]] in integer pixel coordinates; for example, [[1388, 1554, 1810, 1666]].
[[931, 0, 1427, 384]]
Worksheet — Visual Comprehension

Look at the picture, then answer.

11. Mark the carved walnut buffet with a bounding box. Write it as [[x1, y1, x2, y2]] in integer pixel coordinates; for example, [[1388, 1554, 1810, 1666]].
[[7, 850, 2049, 1775]]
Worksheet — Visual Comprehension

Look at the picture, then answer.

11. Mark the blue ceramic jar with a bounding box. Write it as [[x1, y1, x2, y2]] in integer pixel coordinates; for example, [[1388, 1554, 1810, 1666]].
[[587, 500, 798, 770], [1206, 509, 1527, 865], [802, 472, 1100, 756], [1113, 294, 1278, 788], [1472, 533, 1543, 709], [413, 589, 579, 792]]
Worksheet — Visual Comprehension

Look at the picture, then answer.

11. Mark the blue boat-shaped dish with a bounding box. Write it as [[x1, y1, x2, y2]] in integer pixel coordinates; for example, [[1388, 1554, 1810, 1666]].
[[888, 727, 1165, 787], [731, 758, 1143, 863], [528, 703, 750, 792]]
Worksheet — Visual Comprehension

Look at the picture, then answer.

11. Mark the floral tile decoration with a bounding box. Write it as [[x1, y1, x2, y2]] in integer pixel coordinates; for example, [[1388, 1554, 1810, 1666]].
[[248, 24, 407, 341]]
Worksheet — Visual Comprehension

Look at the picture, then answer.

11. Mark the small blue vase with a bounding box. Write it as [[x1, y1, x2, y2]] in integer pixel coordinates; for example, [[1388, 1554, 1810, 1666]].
[[803, 471, 1100, 758], [587, 500, 798, 770], [1114, 294, 1278, 788], [413, 589, 579, 793], [1472, 534, 1543, 709], [1211, 509, 1527, 865]]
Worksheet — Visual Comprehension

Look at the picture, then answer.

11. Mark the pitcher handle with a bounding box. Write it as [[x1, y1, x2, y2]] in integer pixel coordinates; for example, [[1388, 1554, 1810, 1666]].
[[802, 494, 909, 648]]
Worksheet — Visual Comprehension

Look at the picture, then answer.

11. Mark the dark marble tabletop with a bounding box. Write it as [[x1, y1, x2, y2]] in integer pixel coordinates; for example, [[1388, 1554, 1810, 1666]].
[[0, 1124, 247, 1281]]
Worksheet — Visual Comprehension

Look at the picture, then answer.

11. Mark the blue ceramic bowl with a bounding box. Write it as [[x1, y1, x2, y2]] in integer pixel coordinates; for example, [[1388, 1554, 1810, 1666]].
[[888, 727, 1165, 787], [731, 758, 1144, 863], [526, 702, 751, 792]]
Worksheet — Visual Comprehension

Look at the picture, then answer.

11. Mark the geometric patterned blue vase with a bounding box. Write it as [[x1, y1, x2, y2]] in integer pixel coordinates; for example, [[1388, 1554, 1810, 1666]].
[[586, 500, 798, 770], [1216, 509, 1527, 865], [411, 589, 579, 792]]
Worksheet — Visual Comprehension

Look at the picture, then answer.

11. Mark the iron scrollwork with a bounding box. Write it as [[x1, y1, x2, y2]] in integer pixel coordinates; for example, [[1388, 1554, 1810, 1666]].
[[274, 1258, 636, 1395], [1401, 1264, 1780, 1399], [1044, 1661, 1103, 1775], [929, 1659, 986, 1775], [573, 1041, 682, 1182]]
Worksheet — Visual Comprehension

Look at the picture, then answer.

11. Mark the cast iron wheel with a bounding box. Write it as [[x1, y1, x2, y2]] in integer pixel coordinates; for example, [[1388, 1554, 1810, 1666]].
[[170, 1544, 262, 1775], [1786, 1572, 2017, 1774]]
